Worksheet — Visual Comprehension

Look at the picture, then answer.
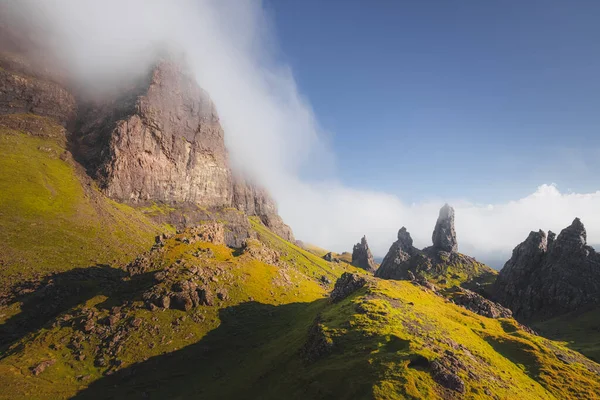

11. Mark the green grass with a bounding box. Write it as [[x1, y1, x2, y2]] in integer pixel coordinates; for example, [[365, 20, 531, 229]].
[[534, 307, 600, 362], [0, 123, 167, 286]]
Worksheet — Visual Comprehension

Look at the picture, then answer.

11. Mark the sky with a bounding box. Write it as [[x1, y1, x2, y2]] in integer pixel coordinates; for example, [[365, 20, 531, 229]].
[[264, 0, 600, 203], [7, 0, 600, 268]]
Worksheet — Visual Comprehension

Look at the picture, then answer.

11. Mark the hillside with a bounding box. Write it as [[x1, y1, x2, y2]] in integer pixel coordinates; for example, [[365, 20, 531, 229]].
[[1, 13, 600, 399], [0, 114, 166, 289], [1, 218, 599, 399]]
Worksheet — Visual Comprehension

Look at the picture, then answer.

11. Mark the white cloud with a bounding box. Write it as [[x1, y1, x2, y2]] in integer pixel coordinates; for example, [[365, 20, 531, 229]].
[[9, 0, 600, 268]]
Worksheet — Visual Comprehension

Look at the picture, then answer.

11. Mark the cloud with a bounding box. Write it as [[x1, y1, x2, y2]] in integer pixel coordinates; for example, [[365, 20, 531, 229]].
[[8, 0, 600, 268], [280, 182, 600, 268]]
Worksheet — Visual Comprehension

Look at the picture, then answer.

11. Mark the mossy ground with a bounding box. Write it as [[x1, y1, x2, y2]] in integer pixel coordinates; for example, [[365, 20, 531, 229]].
[[534, 307, 600, 362], [0, 122, 168, 287]]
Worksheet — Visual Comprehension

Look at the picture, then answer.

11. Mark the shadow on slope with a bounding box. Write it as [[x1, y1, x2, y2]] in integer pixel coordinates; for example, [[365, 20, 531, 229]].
[[0, 265, 155, 356], [72, 299, 343, 400]]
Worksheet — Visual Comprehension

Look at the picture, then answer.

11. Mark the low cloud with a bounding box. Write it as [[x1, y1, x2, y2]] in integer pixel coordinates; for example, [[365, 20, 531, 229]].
[[9, 0, 600, 268]]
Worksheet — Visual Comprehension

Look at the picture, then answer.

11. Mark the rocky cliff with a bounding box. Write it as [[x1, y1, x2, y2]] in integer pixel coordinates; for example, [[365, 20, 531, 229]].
[[0, 26, 293, 243], [376, 204, 496, 288], [493, 218, 600, 321], [72, 59, 293, 242]]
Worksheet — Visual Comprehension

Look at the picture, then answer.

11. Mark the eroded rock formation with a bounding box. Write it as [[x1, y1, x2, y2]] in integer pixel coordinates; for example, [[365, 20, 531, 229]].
[[432, 203, 458, 253], [376, 205, 495, 287], [351, 236, 377, 272], [493, 218, 600, 321]]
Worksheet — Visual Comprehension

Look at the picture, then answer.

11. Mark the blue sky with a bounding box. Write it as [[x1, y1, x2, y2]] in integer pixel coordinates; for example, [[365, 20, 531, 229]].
[[265, 0, 600, 203]]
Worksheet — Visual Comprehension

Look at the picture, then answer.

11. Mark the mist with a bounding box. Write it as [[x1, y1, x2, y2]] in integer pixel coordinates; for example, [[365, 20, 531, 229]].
[[7, 0, 600, 268]]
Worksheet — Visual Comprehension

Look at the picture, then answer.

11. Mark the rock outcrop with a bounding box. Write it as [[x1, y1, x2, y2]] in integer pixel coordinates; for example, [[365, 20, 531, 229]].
[[330, 273, 367, 303], [493, 218, 600, 321], [0, 28, 294, 244], [322, 252, 339, 262], [351, 236, 377, 272], [72, 60, 293, 242], [75, 60, 231, 207], [448, 286, 512, 319], [432, 204, 458, 253], [375, 227, 420, 279], [376, 205, 496, 288]]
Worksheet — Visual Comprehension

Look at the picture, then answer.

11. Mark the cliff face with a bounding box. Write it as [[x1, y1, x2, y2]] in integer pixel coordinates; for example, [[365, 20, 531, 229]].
[[72, 60, 293, 241], [75, 61, 231, 207], [0, 30, 293, 242], [493, 218, 600, 321]]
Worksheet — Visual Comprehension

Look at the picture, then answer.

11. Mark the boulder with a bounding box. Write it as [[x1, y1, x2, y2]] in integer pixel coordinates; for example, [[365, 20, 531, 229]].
[[31, 359, 56, 376], [322, 252, 339, 262]]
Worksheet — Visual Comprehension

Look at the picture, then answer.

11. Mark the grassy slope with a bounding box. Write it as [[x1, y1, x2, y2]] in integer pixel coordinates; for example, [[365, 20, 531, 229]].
[[0, 221, 361, 399], [1, 220, 598, 399], [534, 307, 600, 362], [0, 119, 167, 287]]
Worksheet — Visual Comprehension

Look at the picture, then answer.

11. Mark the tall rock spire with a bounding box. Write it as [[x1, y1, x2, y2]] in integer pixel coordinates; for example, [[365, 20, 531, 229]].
[[432, 204, 458, 253], [352, 236, 376, 272]]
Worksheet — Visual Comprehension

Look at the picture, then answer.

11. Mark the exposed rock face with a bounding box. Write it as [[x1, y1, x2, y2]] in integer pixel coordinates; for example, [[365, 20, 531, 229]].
[[75, 61, 232, 206], [72, 60, 293, 242], [0, 28, 294, 245], [0, 19, 75, 127], [242, 239, 281, 266], [432, 204, 458, 253], [493, 218, 600, 321], [449, 287, 512, 319], [302, 317, 333, 363], [0, 68, 76, 126], [376, 205, 496, 287], [429, 353, 466, 393], [330, 273, 367, 303], [375, 227, 420, 279], [352, 236, 377, 272]]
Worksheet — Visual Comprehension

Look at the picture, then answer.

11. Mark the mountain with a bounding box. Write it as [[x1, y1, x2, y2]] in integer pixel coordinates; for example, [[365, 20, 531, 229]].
[[376, 204, 497, 290], [1, 18, 600, 400], [0, 47, 165, 288], [72, 58, 294, 244]]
